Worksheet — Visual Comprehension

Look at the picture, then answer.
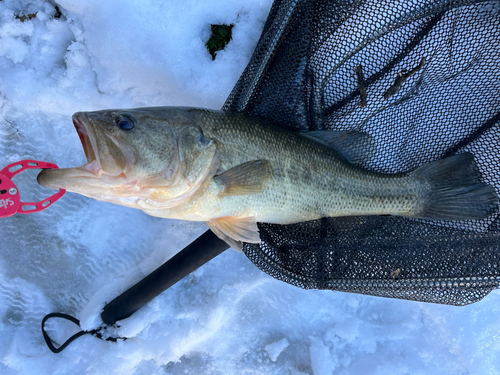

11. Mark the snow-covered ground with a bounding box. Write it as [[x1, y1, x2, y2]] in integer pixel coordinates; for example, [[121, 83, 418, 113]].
[[1, 0, 500, 373]]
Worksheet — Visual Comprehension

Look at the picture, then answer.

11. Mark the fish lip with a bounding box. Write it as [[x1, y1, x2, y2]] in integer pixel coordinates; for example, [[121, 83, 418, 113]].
[[73, 113, 102, 176]]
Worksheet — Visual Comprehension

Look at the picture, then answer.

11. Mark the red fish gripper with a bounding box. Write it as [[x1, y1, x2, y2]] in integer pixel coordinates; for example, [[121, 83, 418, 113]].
[[0, 160, 65, 218]]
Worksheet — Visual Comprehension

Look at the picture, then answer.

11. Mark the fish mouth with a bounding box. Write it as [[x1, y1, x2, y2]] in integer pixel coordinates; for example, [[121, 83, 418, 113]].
[[38, 112, 133, 192], [73, 112, 133, 177], [73, 113, 102, 176]]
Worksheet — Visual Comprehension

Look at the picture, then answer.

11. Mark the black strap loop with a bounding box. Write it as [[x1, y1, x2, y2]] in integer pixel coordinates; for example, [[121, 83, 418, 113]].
[[41, 313, 125, 353]]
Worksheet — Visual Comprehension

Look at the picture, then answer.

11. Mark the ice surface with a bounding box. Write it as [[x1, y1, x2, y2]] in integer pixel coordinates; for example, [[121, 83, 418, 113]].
[[1, 0, 500, 374], [265, 338, 289, 362]]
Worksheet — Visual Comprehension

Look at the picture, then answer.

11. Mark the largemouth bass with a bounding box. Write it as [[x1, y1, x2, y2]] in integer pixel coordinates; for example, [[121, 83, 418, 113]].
[[38, 107, 499, 249]]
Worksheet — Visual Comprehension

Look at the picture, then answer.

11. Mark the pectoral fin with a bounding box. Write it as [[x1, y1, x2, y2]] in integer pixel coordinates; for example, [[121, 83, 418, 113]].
[[301, 130, 376, 164], [214, 160, 273, 197], [207, 216, 261, 251]]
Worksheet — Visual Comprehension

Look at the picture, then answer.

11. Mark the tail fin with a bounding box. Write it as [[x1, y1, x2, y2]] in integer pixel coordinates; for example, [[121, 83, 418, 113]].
[[410, 153, 499, 220]]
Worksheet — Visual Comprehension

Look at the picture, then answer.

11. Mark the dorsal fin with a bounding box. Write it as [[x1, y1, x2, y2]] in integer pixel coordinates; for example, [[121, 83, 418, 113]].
[[301, 130, 376, 164]]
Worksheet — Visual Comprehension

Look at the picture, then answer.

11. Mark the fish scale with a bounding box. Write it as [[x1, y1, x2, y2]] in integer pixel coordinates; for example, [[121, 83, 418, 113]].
[[188, 110, 423, 222]]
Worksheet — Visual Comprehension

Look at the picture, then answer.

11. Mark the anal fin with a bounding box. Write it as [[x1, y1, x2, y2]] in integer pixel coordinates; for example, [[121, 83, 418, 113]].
[[207, 216, 260, 251]]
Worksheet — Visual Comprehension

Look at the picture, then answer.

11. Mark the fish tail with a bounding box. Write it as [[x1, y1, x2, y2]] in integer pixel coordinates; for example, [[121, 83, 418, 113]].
[[410, 153, 499, 220]]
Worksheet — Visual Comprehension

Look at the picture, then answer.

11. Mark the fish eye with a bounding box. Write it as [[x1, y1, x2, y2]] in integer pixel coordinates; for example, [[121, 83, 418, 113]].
[[114, 113, 136, 130]]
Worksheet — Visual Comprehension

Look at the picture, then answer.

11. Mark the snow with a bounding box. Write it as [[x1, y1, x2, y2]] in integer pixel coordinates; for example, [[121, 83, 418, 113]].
[[1, 0, 500, 374], [266, 338, 289, 362]]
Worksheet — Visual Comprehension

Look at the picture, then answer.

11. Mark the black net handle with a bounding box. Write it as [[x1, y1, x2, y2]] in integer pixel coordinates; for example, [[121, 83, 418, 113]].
[[100, 229, 229, 325], [42, 230, 229, 353]]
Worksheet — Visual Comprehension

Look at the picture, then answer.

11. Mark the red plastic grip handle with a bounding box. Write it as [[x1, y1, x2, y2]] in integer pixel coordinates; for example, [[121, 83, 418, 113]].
[[0, 160, 65, 218]]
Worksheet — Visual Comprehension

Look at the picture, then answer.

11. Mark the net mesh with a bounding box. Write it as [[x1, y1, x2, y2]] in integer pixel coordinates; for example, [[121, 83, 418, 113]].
[[223, 0, 500, 305]]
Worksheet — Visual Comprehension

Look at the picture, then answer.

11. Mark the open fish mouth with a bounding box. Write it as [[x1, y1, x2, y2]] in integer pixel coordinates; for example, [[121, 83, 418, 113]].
[[72, 112, 132, 177], [73, 114, 102, 176], [38, 111, 135, 195]]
